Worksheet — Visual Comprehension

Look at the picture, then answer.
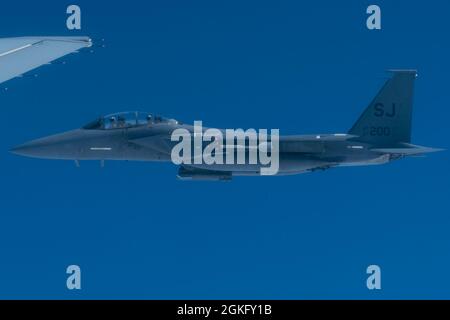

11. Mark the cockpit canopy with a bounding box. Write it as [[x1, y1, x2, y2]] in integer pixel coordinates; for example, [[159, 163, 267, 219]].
[[82, 111, 179, 130]]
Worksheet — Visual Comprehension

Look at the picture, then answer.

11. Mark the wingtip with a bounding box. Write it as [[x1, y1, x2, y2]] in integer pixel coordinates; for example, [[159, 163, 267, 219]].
[[36, 36, 93, 47], [417, 146, 445, 153], [387, 69, 418, 73], [387, 69, 418, 77]]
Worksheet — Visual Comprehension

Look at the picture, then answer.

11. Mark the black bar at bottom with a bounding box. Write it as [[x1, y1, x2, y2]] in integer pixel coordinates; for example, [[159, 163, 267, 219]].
[[0, 300, 445, 318]]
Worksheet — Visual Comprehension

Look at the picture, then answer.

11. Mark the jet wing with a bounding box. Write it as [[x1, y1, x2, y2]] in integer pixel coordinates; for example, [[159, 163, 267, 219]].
[[0, 36, 92, 84], [130, 134, 174, 155], [371, 144, 444, 155], [132, 134, 334, 155]]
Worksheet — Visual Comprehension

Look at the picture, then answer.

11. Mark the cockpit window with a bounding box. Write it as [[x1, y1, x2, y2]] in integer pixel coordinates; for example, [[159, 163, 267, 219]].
[[82, 111, 179, 130], [104, 113, 137, 129]]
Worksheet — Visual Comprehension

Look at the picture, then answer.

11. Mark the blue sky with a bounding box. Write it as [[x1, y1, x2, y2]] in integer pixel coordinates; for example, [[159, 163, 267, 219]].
[[0, 0, 449, 299]]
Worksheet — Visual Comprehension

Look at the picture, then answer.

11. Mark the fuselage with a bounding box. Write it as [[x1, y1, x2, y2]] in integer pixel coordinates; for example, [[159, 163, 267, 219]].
[[10, 71, 442, 179], [10, 120, 392, 177]]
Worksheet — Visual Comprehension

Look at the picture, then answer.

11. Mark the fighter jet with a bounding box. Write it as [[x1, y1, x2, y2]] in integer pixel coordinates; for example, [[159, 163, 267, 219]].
[[10, 70, 442, 180]]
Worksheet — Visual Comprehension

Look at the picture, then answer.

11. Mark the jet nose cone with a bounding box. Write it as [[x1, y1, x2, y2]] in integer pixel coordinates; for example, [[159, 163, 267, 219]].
[[10, 130, 84, 159], [10, 141, 42, 157]]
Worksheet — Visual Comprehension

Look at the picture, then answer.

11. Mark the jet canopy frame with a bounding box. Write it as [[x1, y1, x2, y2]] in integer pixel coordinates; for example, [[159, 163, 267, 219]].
[[82, 111, 178, 130]]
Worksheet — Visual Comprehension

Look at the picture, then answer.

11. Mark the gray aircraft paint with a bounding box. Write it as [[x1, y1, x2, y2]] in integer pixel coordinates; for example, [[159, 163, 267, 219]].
[[10, 70, 443, 180]]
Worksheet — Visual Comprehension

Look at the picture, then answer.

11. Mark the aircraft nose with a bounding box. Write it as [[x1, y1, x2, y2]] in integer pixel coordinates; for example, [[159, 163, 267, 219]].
[[10, 140, 47, 158], [10, 130, 83, 159]]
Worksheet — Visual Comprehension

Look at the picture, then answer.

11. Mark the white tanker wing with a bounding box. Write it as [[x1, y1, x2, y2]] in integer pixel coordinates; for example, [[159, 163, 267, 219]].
[[0, 36, 92, 84]]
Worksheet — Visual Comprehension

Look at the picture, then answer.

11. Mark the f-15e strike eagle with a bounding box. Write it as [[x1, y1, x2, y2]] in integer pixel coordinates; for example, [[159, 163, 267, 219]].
[[2, 37, 442, 180]]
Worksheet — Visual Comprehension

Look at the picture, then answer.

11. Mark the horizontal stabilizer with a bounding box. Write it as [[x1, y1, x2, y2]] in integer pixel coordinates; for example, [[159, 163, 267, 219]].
[[371, 144, 444, 155]]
